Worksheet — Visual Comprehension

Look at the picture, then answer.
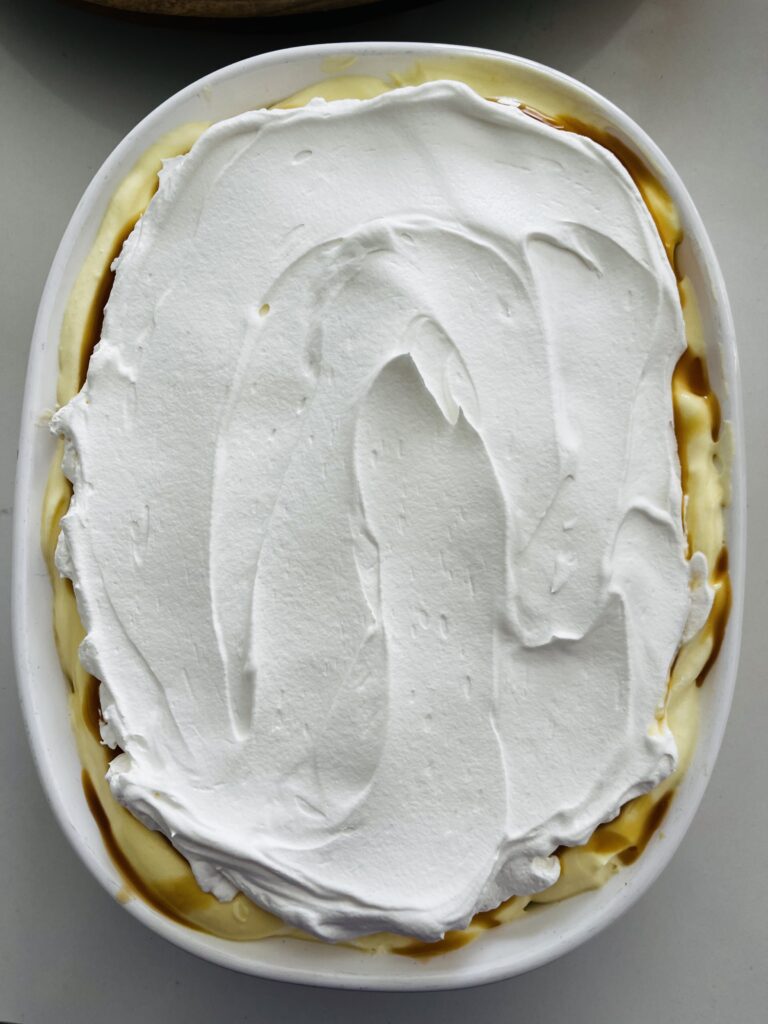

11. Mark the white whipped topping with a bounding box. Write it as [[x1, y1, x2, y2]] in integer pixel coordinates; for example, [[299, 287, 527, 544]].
[[53, 81, 695, 941]]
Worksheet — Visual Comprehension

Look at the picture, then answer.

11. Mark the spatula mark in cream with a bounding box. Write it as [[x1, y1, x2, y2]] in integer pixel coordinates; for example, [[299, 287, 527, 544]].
[[208, 291, 324, 741], [304, 423, 389, 822], [324, 351, 508, 870], [129, 503, 151, 568], [406, 315, 480, 428]]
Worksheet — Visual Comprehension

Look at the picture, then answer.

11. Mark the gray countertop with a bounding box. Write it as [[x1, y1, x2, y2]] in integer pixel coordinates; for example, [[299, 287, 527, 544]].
[[1, 1, 766, 1020]]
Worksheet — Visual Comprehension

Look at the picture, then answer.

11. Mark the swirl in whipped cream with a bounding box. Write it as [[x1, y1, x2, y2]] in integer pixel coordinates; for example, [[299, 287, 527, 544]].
[[53, 82, 698, 941]]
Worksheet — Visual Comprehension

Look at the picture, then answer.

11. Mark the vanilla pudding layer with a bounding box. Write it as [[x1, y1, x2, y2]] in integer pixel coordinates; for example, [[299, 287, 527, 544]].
[[43, 65, 730, 953]]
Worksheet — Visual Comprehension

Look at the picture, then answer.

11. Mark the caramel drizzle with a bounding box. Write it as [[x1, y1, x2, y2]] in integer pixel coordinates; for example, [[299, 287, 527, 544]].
[[82, 772, 206, 931]]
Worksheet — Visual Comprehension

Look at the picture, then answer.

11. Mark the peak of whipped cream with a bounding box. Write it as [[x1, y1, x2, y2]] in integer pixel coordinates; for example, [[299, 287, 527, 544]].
[[53, 81, 695, 941]]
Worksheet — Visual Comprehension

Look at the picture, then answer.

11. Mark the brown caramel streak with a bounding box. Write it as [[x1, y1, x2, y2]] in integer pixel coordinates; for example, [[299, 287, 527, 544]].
[[77, 218, 142, 389], [394, 930, 475, 960], [697, 556, 731, 685], [521, 107, 681, 274], [81, 772, 205, 932]]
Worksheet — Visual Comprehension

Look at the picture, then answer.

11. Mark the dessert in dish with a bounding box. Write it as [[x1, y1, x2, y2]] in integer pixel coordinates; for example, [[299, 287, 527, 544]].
[[44, 68, 731, 952]]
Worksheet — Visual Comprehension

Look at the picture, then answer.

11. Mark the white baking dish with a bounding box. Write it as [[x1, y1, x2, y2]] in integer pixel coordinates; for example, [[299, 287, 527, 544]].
[[12, 42, 745, 990]]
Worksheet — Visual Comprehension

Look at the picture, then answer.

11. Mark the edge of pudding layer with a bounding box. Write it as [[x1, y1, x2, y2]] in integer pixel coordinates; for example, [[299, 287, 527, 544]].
[[43, 68, 731, 953]]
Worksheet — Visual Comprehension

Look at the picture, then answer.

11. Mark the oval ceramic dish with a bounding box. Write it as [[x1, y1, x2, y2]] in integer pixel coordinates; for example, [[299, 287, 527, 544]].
[[13, 43, 745, 989]]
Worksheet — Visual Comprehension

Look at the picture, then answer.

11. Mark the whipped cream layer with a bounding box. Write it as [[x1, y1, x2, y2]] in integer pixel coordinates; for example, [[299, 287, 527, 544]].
[[53, 81, 694, 941]]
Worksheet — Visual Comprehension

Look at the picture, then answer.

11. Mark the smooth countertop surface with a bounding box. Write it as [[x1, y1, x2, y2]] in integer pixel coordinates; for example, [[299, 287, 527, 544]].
[[1, 1, 766, 1021]]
